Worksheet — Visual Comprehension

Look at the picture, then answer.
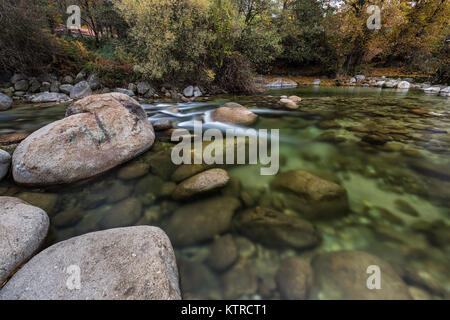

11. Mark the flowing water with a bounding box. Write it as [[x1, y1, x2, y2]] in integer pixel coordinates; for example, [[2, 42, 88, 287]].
[[1, 86, 449, 299]]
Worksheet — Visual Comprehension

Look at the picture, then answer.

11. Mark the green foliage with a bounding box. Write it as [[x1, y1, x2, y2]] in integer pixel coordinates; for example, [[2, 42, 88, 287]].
[[3, 0, 449, 91], [115, 0, 212, 81], [278, 0, 329, 66]]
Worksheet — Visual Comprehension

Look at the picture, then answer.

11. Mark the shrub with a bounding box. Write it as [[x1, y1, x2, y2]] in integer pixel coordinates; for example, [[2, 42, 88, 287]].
[[115, 0, 212, 81], [0, 0, 58, 75], [214, 52, 257, 94]]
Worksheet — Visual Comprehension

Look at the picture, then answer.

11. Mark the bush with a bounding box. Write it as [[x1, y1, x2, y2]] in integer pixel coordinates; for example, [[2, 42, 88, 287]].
[[214, 52, 257, 94], [0, 0, 58, 75], [115, 0, 212, 81]]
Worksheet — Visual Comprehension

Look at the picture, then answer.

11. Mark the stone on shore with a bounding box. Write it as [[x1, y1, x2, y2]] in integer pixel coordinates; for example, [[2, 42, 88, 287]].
[[0, 197, 49, 283], [30, 92, 70, 103], [70, 81, 92, 99], [115, 88, 135, 96], [0, 93, 13, 111], [0, 226, 181, 300], [12, 93, 155, 185]]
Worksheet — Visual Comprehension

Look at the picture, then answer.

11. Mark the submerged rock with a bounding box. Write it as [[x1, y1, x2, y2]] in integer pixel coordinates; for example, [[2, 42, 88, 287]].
[[0, 226, 181, 300], [211, 102, 258, 125], [99, 197, 142, 229], [221, 258, 258, 299], [166, 196, 241, 246], [207, 234, 238, 272], [311, 250, 411, 300], [0, 149, 11, 181], [16, 192, 58, 214], [178, 260, 219, 298], [171, 163, 212, 182], [276, 257, 314, 300], [0, 197, 49, 283], [117, 162, 150, 180], [12, 93, 155, 185], [172, 168, 230, 200], [233, 207, 321, 249], [270, 170, 349, 220]]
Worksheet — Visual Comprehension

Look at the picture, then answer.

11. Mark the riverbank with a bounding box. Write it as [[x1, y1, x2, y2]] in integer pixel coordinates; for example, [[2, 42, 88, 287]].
[[1, 70, 449, 112]]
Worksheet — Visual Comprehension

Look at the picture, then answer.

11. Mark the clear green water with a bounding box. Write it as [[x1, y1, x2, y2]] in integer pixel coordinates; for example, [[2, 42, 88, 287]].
[[1, 87, 449, 299]]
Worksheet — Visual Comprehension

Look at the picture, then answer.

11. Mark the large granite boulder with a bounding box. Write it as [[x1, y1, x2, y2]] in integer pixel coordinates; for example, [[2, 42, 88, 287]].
[[12, 93, 155, 185], [0, 197, 49, 283], [0, 226, 180, 300]]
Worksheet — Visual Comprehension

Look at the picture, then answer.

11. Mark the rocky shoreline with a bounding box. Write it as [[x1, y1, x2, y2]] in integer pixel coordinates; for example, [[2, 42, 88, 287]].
[[0, 72, 449, 112]]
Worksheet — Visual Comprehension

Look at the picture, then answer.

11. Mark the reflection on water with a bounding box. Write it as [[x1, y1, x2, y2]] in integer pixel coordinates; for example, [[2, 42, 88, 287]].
[[1, 87, 449, 299]]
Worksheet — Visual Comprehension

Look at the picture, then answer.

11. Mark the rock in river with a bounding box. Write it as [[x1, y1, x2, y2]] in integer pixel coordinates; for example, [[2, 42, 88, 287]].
[[0, 197, 49, 283], [172, 168, 230, 200], [211, 102, 258, 125], [221, 258, 258, 299], [276, 257, 314, 300], [270, 170, 349, 220], [0, 149, 11, 181], [98, 197, 142, 229], [12, 93, 155, 185], [311, 250, 411, 300], [0, 93, 13, 111], [166, 196, 241, 246], [233, 206, 321, 249], [207, 234, 238, 272], [0, 226, 180, 300]]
